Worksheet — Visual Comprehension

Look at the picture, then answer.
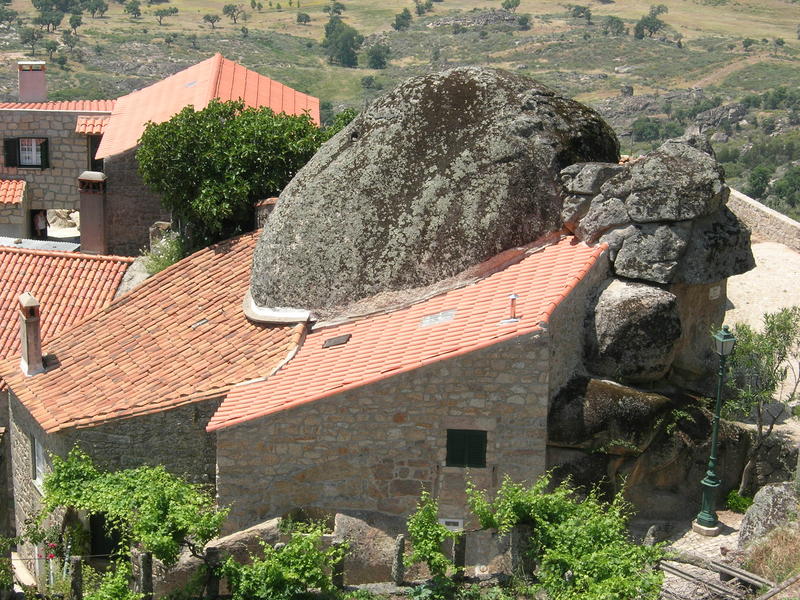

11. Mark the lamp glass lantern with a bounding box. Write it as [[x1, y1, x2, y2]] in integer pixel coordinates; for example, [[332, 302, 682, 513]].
[[712, 325, 736, 358]]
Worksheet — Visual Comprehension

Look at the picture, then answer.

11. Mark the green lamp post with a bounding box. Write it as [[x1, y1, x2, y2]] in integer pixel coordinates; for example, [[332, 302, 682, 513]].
[[695, 325, 736, 534]]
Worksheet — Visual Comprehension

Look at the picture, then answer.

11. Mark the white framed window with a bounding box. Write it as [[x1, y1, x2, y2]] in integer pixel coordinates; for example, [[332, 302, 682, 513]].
[[19, 138, 42, 167], [31, 435, 45, 491]]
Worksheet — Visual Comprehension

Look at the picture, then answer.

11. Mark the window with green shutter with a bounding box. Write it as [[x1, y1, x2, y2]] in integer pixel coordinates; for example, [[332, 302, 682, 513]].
[[4, 137, 49, 169], [446, 429, 487, 468]]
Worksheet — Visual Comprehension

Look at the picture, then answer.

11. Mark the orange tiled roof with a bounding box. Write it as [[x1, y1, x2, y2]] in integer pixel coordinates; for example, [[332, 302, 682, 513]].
[[0, 179, 25, 205], [96, 54, 321, 160], [75, 115, 110, 135], [0, 231, 300, 433], [207, 237, 606, 432], [0, 247, 132, 362], [0, 100, 115, 112]]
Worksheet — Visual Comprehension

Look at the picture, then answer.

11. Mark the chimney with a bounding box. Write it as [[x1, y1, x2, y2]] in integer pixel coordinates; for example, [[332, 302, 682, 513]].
[[19, 292, 44, 376], [78, 171, 107, 254], [255, 197, 278, 229], [18, 61, 47, 103]]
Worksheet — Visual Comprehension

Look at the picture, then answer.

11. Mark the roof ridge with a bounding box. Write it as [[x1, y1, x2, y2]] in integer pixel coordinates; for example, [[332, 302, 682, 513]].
[[208, 52, 225, 104], [0, 246, 134, 263]]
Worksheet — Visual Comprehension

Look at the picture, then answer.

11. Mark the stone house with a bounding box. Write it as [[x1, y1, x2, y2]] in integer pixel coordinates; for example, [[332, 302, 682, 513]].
[[0, 246, 132, 534], [0, 230, 608, 556], [0, 56, 319, 254]]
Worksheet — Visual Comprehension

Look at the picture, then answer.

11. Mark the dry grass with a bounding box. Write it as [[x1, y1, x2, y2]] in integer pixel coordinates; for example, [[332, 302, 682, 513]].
[[746, 521, 800, 583]]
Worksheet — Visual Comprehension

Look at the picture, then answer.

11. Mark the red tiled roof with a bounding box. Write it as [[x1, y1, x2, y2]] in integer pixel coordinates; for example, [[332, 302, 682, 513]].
[[207, 237, 606, 432], [0, 100, 115, 112], [0, 231, 300, 433], [0, 179, 25, 205], [0, 248, 132, 362], [96, 54, 320, 160], [75, 115, 110, 135]]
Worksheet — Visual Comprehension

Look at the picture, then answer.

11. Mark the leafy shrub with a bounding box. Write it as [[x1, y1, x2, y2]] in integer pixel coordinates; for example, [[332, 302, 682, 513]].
[[84, 561, 143, 600], [466, 474, 664, 600], [222, 523, 347, 600], [726, 490, 754, 513], [142, 232, 186, 275], [405, 490, 459, 578]]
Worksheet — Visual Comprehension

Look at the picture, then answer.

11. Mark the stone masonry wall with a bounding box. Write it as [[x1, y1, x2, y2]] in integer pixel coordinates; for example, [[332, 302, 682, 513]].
[[0, 189, 29, 238], [103, 148, 170, 256], [216, 333, 550, 535], [728, 188, 800, 252], [0, 110, 93, 211], [546, 249, 610, 398], [9, 392, 221, 571]]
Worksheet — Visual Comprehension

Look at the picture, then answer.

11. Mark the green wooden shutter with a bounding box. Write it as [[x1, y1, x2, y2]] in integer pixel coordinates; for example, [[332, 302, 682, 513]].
[[39, 138, 49, 169], [446, 429, 487, 468], [4, 138, 19, 167]]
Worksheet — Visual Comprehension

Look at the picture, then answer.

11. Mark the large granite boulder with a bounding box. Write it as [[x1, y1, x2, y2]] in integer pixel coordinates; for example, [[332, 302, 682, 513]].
[[250, 67, 619, 316], [585, 279, 682, 382], [739, 482, 800, 549]]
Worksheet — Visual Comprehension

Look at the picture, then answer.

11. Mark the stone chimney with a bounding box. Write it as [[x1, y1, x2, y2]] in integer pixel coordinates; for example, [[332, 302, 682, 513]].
[[78, 171, 107, 254], [255, 197, 278, 229], [18, 61, 47, 103], [19, 292, 44, 376]]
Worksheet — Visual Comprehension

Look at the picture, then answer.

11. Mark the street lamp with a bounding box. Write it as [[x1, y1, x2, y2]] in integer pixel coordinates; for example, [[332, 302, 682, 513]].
[[694, 325, 736, 536]]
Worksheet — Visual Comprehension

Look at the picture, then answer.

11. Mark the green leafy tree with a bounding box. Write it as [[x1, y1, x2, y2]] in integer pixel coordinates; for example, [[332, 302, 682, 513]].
[[43, 38, 58, 58], [137, 99, 336, 248], [406, 490, 459, 578], [202, 12, 219, 27], [85, 0, 107, 17], [366, 43, 389, 69], [296, 11, 310, 23], [18, 26, 43, 54], [68, 12, 81, 31], [517, 14, 530, 30], [747, 164, 773, 198], [186, 32, 197, 47], [322, 16, 362, 67], [501, 0, 519, 11], [742, 37, 755, 50], [223, 3, 244, 23], [392, 7, 411, 30], [153, 5, 176, 23], [124, 0, 140, 18], [466, 474, 664, 599], [322, 0, 344, 15], [725, 307, 800, 494], [0, 6, 18, 24], [61, 28, 77, 48], [603, 15, 625, 35]]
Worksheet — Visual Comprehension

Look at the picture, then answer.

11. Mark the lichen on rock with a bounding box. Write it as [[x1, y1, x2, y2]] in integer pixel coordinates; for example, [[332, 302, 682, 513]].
[[249, 67, 619, 316]]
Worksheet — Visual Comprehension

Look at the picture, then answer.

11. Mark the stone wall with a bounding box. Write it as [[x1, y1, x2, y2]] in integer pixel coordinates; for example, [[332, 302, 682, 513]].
[[728, 188, 800, 252], [546, 248, 610, 397], [0, 186, 28, 238], [8, 391, 221, 571], [216, 333, 551, 535], [0, 110, 93, 211], [103, 148, 170, 256]]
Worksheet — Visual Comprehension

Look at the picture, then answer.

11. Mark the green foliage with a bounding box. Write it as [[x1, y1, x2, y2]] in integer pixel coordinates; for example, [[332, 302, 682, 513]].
[[405, 490, 459, 578], [392, 7, 412, 31], [223, 3, 245, 23], [84, 560, 143, 600], [123, 0, 140, 17], [603, 15, 625, 36], [726, 490, 754, 513], [465, 474, 664, 600], [323, 16, 363, 67], [202, 13, 219, 27], [40, 447, 226, 567], [631, 117, 683, 141], [153, 5, 177, 23], [296, 11, 310, 23], [141, 232, 186, 274], [222, 523, 347, 600], [18, 27, 43, 54], [501, 0, 520, 12], [0, 536, 15, 590], [137, 99, 327, 249], [366, 43, 390, 69], [410, 577, 456, 600]]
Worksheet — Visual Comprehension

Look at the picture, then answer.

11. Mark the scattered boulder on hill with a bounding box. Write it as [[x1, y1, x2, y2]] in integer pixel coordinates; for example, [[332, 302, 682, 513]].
[[250, 67, 619, 316]]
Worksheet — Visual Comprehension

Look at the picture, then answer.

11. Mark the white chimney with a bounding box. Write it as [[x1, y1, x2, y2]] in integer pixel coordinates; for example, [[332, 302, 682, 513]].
[[19, 292, 44, 376], [18, 61, 47, 103]]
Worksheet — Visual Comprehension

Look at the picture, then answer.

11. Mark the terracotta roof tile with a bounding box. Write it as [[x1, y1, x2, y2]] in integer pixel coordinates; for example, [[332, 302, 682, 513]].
[[0, 231, 299, 433], [0, 247, 132, 362], [0, 100, 115, 112], [96, 54, 320, 160], [75, 115, 110, 135], [0, 180, 25, 205], [208, 237, 606, 432]]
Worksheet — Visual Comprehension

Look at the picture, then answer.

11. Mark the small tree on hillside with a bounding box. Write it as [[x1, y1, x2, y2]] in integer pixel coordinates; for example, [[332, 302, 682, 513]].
[[19, 27, 43, 54], [296, 11, 310, 23], [366, 43, 389, 69], [153, 5, 177, 24], [203, 12, 220, 28], [124, 0, 141, 18], [223, 3, 245, 23], [61, 28, 77, 48], [603, 15, 625, 36], [501, 0, 520, 12], [725, 306, 800, 495], [392, 7, 411, 30], [68, 12, 80, 32], [43, 38, 58, 59], [322, 16, 362, 67]]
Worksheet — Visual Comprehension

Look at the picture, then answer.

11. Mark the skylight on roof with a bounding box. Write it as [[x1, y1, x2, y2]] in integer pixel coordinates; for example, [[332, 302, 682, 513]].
[[420, 309, 456, 328], [184, 81, 197, 88], [322, 333, 351, 349]]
